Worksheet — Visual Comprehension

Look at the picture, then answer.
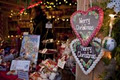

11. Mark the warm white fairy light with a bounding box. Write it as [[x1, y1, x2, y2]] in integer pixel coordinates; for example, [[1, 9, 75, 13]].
[[109, 14, 116, 37], [66, 1, 68, 3], [57, 18, 60, 20], [8, 36, 10, 38], [59, 2, 61, 4], [53, 5, 56, 7], [52, 16, 55, 18], [11, 35, 13, 37], [66, 19, 69, 21], [62, 19, 65, 21]]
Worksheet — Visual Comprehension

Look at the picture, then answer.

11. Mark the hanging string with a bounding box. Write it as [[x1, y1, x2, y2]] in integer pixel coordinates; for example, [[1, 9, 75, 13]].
[[84, 0, 86, 11], [89, 0, 92, 7]]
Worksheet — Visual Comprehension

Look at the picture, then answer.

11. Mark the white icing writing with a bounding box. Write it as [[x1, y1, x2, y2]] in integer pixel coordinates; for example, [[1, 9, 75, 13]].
[[76, 24, 94, 30], [79, 18, 90, 24]]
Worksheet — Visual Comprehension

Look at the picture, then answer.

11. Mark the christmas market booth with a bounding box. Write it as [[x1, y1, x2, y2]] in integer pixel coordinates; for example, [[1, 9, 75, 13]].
[[0, 0, 120, 80]]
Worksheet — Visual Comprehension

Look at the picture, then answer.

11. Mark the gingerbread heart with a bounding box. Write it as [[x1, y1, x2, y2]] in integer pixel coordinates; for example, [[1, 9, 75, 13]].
[[70, 39, 104, 75], [70, 6, 104, 46]]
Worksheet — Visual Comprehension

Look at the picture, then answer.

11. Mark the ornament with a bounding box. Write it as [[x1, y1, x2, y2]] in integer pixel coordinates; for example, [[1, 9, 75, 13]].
[[107, 0, 120, 13], [102, 37, 116, 51], [70, 39, 104, 75], [102, 14, 117, 51], [70, 6, 104, 46]]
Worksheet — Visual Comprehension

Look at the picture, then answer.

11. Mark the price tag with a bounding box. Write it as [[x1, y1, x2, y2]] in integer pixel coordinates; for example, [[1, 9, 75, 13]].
[[41, 48, 47, 54], [18, 70, 29, 80], [45, 22, 52, 28], [57, 59, 66, 69]]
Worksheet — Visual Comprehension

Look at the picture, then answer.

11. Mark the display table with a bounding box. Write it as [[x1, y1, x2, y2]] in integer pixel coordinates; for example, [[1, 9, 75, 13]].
[[0, 71, 18, 80], [38, 49, 57, 60]]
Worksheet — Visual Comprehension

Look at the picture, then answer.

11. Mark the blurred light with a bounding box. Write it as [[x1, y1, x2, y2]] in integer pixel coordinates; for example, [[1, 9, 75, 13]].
[[9, 16, 12, 18], [30, 20, 32, 22], [16, 35, 18, 37], [62, 19, 65, 21], [53, 5, 56, 7], [11, 35, 13, 37], [49, 6, 52, 8], [24, 12, 27, 15], [75, 2, 77, 4], [69, 3, 72, 6], [11, 13, 13, 16], [50, 2, 54, 5], [52, 16, 55, 18], [11, 10, 13, 12], [66, 1, 68, 3], [47, 1, 49, 4], [66, 19, 69, 21], [57, 18, 60, 20], [8, 36, 10, 38], [64, 0, 66, 2], [49, 16, 52, 19], [55, 19, 57, 21], [56, 0, 58, 2], [20, 13, 22, 16], [59, 2, 61, 4]]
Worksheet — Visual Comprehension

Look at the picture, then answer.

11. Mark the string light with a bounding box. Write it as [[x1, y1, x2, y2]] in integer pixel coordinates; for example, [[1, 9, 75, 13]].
[[66, 19, 69, 21], [55, 19, 57, 21], [52, 16, 55, 18], [62, 19, 65, 21], [64, 0, 66, 2], [59, 2, 61, 4], [11, 10, 13, 12], [11, 35, 13, 37], [8, 36, 10, 38], [69, 3, 72, 6], [53, 5, 56, 7], [57, 18, 60, 20], [66, 1, 68, 3]]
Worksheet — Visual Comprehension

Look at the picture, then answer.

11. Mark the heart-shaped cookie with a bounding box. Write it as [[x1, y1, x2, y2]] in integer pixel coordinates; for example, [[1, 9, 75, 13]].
[[70, 6, 104, 46], [70, 39, 104, 75]]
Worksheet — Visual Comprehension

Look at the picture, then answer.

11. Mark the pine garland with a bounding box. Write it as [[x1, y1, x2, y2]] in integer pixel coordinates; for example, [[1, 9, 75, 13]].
[[93, 0, 120, 80]]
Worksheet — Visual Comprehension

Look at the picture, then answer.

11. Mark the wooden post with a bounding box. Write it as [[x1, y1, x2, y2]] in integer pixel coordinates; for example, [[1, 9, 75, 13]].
[[76, 0, 105, 80]]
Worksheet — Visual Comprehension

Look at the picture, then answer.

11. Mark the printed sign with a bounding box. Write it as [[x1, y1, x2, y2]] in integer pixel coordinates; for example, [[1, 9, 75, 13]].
[[46, 22, 52, 28], [10, 60, 30, 71], [70, 6, 104, 46], [70, 39, 103, 75], [18, 70, 29, 80], [57, 59, 66, 69], [20, 35, 40, 65]]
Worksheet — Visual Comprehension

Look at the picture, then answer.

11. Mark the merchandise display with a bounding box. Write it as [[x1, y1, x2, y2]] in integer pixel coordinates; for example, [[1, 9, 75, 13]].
[[0, 0, 120, 80]]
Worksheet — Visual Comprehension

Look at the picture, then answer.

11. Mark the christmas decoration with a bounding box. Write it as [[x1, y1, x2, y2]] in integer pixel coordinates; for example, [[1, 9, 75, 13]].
[[107, 0, 120, 13], [102, 14, 117, 51], [92, 1, 120, 80], [70, 39, 104, 75], [102, 36, 116, 51], [70, 6, 104, 46]]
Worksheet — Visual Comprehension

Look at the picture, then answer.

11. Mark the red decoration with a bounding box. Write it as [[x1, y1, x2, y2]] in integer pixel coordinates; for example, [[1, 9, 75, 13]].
[[70, 6, 104, 46], [19, 1, 42, 14]]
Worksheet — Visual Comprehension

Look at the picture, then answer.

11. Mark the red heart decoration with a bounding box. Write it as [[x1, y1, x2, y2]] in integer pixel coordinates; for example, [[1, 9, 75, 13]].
[[70, 6, 104, 46]]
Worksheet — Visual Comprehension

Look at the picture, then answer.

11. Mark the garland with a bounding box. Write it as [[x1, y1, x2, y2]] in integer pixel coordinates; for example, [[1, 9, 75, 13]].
[[93, 1, 120, 80]]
